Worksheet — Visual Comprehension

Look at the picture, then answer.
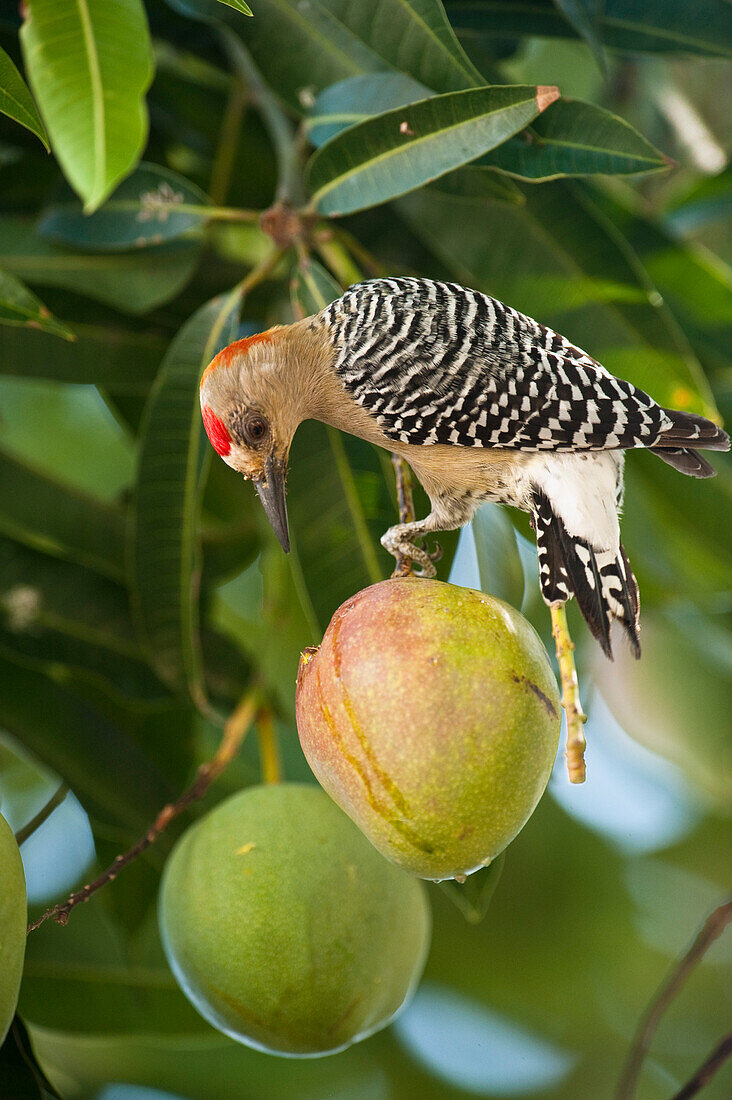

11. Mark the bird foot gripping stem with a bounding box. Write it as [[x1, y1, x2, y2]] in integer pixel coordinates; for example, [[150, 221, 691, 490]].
[[550, 603, 587, 783]]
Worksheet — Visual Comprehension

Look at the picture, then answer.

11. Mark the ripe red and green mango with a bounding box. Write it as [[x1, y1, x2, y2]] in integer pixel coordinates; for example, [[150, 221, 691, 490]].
[[296, 578, 560, 881], [1, 809, 27, 1044], [159, 783, 430, 1057]]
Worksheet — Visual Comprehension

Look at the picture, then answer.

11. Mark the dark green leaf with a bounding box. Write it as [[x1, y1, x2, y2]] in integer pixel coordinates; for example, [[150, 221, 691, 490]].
[[0, 1017, 62, 1099], [0, 45, 48, 149], [0, 269, 74, 340], [429, 165, 524, 202], [20, 0, 154, 211], [445, 0, 732, 57], [0, 449, 127, 581], [290, 254, 342, 316], [38, 163, 209, 252], [308, 73, 431, 148], [554, 0, 607, 70], [0, 217, 201, 315], [130, 289, 243, 701], [0, 651, 172, 832], [307, 84, 560, 216], [217, 0, 253, 13], [0, 318, 165, 387], [481, 98, 669, 181]]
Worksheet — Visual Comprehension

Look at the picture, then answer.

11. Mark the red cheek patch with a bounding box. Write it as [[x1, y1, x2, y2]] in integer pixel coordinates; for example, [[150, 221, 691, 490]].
[[202, 406, 231, 457]]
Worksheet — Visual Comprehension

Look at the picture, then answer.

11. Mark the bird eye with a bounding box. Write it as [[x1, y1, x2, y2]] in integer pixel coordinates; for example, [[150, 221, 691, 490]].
[[244, 416, 269, 445]]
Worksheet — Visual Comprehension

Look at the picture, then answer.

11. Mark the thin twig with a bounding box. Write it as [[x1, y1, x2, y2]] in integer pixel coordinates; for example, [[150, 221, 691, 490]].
[[27, 691, 260, 934], [550, 603, 587, 783], [256, 709, 281, 784], [616, 898, 732, 1099], [391, 454, 416, 577], [673, 1031, 732, 1099], [14, 784, 69, 847]]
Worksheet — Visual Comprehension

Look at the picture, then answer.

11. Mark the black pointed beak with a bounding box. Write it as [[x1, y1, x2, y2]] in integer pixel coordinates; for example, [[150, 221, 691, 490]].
[[253, 455, 290, 553]]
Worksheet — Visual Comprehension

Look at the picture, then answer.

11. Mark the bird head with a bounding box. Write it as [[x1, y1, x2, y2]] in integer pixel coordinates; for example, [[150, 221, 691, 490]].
[[200, 328, 301, 554]]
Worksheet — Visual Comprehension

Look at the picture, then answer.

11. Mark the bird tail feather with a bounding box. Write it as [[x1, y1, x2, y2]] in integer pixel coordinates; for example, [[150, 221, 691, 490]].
[[651, 410, 729, 479], [532, 491, 640, 660]]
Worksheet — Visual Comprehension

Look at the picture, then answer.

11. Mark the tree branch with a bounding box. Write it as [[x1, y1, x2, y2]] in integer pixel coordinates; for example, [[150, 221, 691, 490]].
[[616, 898, 732, 1099], [673, 1031, 732, 1099], [550, 603, 587, 783], [15, 783, 69, 847], [27, 691, 260, 933]]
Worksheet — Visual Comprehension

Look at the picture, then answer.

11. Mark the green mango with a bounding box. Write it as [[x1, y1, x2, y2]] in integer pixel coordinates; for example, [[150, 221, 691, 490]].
[[296, 578, 560, 880], [0, 809, 27, 1044], [159, 783, 430, 1057]]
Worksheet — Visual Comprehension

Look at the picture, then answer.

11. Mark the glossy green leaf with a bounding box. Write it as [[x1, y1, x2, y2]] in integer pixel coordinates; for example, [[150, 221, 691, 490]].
[[0, 449, 126, 581], [308, 84, 559, 216], [429, 165, 524, 202], [308, 73, 431, 148], [445, 0, 732, 57], [0, 216, 200, 314], [472, 503, 525, 609], [291, 254, 342, 316], [217, 0, 253, 13], [0, 269, 74, 341], [0, 45, 48, 149], [130, 290, 242, 701], [20, 0, 154, 212], [38, 164, 209, 252], [481, 98, 669, 181], [0, 319, 165, 387]]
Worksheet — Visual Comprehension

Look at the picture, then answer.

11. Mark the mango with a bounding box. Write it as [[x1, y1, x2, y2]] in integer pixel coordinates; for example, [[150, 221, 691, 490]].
[[158, 783, 430, 1057], [1, 809, 27, 1044], [296, 578, 560, 880]]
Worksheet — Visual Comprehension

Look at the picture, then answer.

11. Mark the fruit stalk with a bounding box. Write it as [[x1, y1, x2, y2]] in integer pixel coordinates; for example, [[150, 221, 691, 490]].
[[391, 453, 416, 577], [27, 689, 260, 933], [550, 603, 587, 783]]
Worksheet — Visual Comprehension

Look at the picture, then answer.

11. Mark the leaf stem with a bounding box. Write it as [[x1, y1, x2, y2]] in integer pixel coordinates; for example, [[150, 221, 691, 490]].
[[14, 783, 69, 847], [256, 708, 281, 784], [550, 603, 587, 783], [26, 690, 260, 934], [616, 897, 732, 1099], [672, 1031, 732, 1099]]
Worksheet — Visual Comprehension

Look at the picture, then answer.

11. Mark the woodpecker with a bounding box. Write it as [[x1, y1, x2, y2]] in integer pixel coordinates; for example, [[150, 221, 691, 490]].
[[200, 277, 729, 659]]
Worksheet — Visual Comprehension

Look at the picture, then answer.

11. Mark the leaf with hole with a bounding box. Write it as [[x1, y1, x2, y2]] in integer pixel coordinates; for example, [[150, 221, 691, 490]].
[[307, 84, 560, 216]]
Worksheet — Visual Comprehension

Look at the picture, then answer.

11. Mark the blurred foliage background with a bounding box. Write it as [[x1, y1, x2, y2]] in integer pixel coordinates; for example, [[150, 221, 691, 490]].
[[0, 1, 730, 1097]]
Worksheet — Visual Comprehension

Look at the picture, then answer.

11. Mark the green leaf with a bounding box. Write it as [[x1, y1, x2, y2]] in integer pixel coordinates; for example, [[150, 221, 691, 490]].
[[291, 254, 342, 316], [37, 163, 209, 252], [429, 165, 524, 203], [0, 537, 168, 706], [445, 0, 732, 58], [307, 84, 560, 216], [308, 73, 431, 148], [0, 449, 127, 581], [217, 0, 253, 13], [554, 0, 607, 71], [481, 98, 669, 181], [0, 268, 75, 341], [0, 45, 49, 149], [130, 289, 243, 702], [0, 1017, 62, 1099], [0, 216, 200, 315], [0, 318, 165, 387], [0, 651, 173, 832], [472, 503, 525, 608], [20, 0, 154, 212]]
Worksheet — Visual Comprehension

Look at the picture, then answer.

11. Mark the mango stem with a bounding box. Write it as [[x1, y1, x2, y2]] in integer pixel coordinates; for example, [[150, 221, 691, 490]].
[[257, 708, 282, 784], [391, 453, 416, 577], [550, 603, 587, 783]]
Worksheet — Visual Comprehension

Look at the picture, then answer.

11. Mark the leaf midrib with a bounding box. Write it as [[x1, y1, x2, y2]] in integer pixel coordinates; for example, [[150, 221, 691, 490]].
[[75, 0, 105, 204]]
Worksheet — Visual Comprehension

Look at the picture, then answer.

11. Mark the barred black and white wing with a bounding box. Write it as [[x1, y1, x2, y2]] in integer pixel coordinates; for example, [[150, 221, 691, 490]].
[[320, 277, 726, 466]]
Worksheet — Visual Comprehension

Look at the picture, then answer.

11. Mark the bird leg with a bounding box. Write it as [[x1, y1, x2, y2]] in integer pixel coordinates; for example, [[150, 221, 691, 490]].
[[382, 520, 443, 578], [550, 602, 587, 783]]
